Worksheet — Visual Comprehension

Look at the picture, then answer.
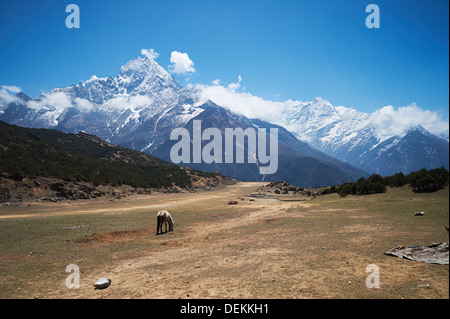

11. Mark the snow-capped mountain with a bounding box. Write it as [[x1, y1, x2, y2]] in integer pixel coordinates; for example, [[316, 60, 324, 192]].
[[280, 97, 374, 160], [0, 55, 368, 187], [152, 100, 368, 187], [354, 126, 449, 175], [2, 55, 202, 155], [1, 53, 447, 183], [279, 98, 449, 176]]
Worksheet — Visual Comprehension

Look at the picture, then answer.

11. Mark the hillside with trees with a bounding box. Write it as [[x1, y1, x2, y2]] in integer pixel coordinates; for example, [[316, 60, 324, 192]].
[[0, 120, 229, 191]]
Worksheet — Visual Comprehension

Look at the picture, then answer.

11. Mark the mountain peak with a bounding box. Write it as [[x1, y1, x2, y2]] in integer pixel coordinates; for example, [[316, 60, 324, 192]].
[[117, 55, 178, 92], [300, 97, 336, 116], [310, 97, 332, 107], [120, 56, 161, 75], [15, 92, 32, 102], [404, 125, 439, 139]]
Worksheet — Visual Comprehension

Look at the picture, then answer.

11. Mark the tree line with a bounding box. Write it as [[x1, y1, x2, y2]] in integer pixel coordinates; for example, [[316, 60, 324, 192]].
[[320, 167, 449, 197]]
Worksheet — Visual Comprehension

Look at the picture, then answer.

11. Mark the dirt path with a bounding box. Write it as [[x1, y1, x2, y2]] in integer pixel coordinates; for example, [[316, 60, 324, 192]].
[[0, 182, 265, 219]]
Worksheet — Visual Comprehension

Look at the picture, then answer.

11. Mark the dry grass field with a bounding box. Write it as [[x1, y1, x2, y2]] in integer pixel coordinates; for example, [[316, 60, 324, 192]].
[[0, 182, 448, 299]]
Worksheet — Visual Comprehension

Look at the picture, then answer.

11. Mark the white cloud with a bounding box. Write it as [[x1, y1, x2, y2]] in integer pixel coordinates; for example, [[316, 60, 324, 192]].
[[194, 77, 449, 141], [140, 48, 160, 60], [193, 76, 290, 122], [0, 85, 22, 104], [25, 100, 41, 110], [370, 103, 449, 139], [27, 92, 95, 113], [43, 92, 73, 110], [169, 51, 195, 75], [128, 95, 153, 107], [2, 85, 21, 93], [226, 75, 242, 92], [74, 97, 95, 112], [27, 92, 73, 111]]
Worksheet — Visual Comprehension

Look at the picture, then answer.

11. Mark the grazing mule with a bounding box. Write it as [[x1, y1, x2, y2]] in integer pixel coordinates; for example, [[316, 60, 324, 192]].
[[156, 210, 174, 235]]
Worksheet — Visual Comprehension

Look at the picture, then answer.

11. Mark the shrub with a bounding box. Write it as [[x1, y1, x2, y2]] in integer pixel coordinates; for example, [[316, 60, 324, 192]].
[[408, 167, 449, 193]]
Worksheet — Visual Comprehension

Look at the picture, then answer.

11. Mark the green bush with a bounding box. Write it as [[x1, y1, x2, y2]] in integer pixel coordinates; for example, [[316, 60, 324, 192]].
[[337, 174, 387, 197], [335, 168, 449, 197], [408, 167, 449, 193]]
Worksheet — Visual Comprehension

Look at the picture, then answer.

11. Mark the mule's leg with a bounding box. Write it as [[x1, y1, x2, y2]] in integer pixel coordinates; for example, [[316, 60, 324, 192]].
[[156, 217, 161, 235]]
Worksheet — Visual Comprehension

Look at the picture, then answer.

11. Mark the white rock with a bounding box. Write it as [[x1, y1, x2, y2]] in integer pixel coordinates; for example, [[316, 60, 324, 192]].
[[94, 278, 111, 289]]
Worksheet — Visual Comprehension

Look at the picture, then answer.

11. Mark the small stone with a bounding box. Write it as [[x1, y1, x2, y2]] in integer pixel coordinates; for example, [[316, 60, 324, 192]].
[[196, 265, 201, 268], [417, 284, 430, 289], [94, 278, 111, 289]]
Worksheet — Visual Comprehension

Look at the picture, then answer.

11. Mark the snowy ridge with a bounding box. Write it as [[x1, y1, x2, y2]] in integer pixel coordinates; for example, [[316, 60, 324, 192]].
[[277, 97, 448, 175], [0, 54, 205, 154], [0, 53, 448, 177]]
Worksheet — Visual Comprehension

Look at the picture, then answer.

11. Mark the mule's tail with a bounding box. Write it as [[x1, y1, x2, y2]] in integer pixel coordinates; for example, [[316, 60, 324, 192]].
[[168, 214, 174, 232]]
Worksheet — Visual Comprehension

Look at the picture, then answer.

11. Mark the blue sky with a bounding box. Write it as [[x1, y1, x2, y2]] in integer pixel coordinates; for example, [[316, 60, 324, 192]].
[[0, 0, 448, 120]]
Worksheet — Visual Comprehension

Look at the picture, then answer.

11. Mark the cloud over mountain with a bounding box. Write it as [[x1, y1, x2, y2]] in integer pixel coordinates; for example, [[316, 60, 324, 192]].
[[0, 85, 22, 104], [370, 103, 449, 140], [192, 76, 294, 123], [191, 75, 449, 141], [140, 48, 160, 60], [169, 51, 195, 75]]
